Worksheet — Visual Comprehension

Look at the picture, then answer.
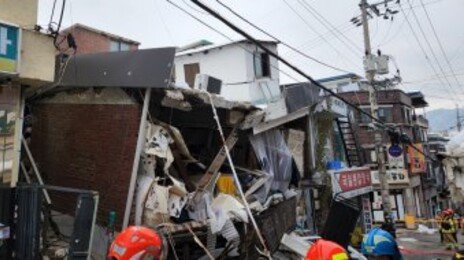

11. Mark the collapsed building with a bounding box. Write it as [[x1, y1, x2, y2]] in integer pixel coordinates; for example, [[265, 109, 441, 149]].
[[18, 47, 328, 258]]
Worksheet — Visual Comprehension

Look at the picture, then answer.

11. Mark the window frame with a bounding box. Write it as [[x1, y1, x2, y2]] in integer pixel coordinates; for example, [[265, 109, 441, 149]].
[[253, 52, 271, 79]]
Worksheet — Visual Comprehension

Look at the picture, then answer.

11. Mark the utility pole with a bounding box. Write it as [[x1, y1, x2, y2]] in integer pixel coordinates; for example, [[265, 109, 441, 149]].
[[360, 0, 393, 219]]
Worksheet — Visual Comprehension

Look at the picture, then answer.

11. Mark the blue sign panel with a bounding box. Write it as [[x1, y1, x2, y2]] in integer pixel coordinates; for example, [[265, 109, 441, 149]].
[[388, 144, 403, 158], [0, 23, 20, 73]]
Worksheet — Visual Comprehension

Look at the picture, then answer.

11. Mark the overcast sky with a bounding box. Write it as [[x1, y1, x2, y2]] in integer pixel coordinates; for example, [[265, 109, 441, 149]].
[[37, 0, 464, 110]]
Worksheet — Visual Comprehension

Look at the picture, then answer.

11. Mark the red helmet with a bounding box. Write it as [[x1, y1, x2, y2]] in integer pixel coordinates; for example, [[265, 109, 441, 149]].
[[445, 208, 455, 216], [306, 239, 349, 260], [108, 226, 164, 260]]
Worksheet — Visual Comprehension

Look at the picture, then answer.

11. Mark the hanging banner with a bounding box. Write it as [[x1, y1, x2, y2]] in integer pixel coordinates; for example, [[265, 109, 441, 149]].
[[407, 143, 426, 173], [0, 22, 20, 74], [330, 167, 373, 199]]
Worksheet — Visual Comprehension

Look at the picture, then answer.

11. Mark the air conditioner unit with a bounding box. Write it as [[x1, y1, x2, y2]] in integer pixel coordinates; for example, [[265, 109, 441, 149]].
[[194, 74, 222, 95]]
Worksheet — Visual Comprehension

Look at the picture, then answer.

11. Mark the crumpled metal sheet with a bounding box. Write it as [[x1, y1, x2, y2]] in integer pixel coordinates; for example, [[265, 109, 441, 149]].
[[58, 48, 175, 88]]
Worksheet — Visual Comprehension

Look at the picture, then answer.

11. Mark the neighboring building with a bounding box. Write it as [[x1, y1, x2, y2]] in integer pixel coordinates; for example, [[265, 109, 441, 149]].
[[408, 92, 435, 219], [337, 87, 426, 223], [174, 40, 281, 106], [317, 73, 362, 93], [428, 133, 451, 213], [58, 23, 140, 55], [0, 0, 55, 187]]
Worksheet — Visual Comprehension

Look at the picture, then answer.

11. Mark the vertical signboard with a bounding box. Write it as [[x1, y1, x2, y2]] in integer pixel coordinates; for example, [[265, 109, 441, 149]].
[[408, 143, 426, 173], [0, 22, 20, 74], [362, 196, 373, 232]]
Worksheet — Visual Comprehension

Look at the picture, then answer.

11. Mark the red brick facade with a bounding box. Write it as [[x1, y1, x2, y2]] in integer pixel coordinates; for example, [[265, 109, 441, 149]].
[[338, 90, 415, 146], [58, 24, 139, 55], [31, 103, 140, 227]]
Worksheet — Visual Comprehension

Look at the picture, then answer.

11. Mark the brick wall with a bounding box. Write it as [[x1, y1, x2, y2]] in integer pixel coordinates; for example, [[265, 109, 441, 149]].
[[338, 90, 415, 148], [339, 89, 412, 106], [31, 103, 140, 228], [58, 26, 139, 55]]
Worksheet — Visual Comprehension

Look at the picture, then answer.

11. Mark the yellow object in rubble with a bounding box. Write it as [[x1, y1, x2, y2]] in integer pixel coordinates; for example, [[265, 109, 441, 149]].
[[350, 226, 364, 247], [216, 174, 236, 195]]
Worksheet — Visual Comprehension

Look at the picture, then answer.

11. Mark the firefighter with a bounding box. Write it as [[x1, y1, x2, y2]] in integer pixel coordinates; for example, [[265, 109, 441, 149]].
[[362, 227, 403, 260], [436, 210, 444, 243], [306, 239, 349, 260], [108, 226, 165, 259], [442, 209, 459, 250]]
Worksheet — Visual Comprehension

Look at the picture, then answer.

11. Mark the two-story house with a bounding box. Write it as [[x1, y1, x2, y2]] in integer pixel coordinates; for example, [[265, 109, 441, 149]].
[[174, 40, 281, 106]]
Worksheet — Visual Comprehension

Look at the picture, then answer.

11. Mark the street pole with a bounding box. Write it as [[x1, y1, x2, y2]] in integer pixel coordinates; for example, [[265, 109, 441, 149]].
[[360, 0, 392, 219]]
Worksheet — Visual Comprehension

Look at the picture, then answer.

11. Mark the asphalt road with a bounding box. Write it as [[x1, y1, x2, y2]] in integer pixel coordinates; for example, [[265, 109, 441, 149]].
[[396, 228, 459, 260]]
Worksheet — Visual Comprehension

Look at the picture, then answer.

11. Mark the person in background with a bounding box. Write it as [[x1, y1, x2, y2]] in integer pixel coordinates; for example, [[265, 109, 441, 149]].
[[442, 209, 459, 250], [436, 209, 443, 243], [381, 213, 397, 238]]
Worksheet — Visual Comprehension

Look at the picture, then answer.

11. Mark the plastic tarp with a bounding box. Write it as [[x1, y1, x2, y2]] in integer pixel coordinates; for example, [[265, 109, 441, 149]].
[[249, 129, 293, 202]]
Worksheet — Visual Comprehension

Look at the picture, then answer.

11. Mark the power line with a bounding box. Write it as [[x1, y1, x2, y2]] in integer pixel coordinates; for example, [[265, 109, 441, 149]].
[[215, 0, 355, 74], [166, 0, 301, 84], [281, 0, 362, 70], [191, 0, 436, 162], [405, 0, 464, 97], [377, 7, 412, 47], [398, 2, 461, 104], [297, 0, 364, 54], [419, 0, 464, 91], [284, 23, 357, 57]]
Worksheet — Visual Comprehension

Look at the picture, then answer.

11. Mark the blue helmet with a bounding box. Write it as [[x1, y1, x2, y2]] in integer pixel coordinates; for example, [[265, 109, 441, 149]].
[[361, 227, 402, 260]]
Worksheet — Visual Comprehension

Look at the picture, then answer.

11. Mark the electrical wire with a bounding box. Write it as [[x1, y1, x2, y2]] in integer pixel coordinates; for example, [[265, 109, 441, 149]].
[[405, 0, 464, 97], [215, 0, 355, 74], [48, 0, 58, 29], [377, 7, 412, 47], [153, 0, 175, 45], [281, 0, 362, 70], [191, 0, 436, 163], [298, 0, 364, 54], [419, 0, 464, 90], [166, 0, 302, 85], [398, 2, 462, 104]]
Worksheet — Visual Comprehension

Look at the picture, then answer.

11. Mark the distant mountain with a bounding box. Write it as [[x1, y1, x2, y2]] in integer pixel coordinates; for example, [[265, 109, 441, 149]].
[[425, 108, 464, 132]]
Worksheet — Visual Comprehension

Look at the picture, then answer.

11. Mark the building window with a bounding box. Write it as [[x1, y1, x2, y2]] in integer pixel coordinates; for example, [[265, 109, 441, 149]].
[[358, 107, 372, 123], [110, 40, 131, 52], [378, 107, 393, 123], [254, 52, 271, 78], [401, 106, 412, 125], [184, 63, 200, 88]]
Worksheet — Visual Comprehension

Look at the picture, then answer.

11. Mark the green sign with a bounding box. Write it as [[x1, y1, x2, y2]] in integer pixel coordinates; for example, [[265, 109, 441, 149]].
[[0, 23, 20, 74]]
